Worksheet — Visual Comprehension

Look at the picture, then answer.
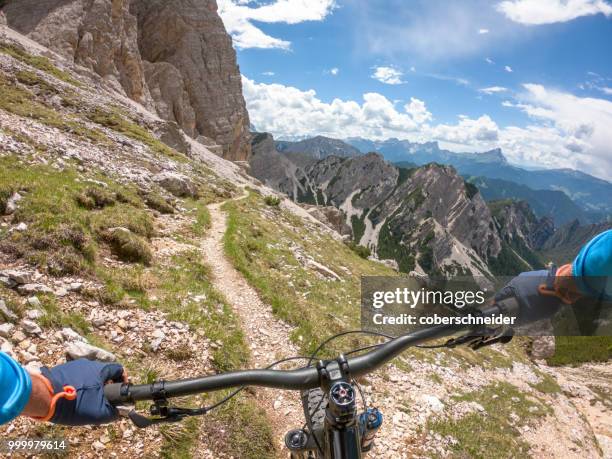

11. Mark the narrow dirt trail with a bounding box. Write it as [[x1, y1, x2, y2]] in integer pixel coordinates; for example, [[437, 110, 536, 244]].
[[200, 195, 305, 455]]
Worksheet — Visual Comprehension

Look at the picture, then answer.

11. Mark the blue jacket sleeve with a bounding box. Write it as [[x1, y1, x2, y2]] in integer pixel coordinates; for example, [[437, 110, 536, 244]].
[[572, 229, 612, 300], [0, 351, 32, 424]]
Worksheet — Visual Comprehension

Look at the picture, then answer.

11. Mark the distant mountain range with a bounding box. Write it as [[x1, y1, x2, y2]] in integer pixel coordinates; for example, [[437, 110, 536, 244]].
[[250, 132, 612, 279], [345, 138, 612, 218], [269, 135, 611, 225], [276, 136, 361, 159]]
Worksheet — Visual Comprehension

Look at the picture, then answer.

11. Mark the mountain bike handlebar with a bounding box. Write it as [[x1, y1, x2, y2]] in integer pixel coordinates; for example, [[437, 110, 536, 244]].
[[105, 299, 525, 405]]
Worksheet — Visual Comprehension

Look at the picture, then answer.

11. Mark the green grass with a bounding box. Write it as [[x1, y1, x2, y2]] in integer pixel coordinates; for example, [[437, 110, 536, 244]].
[[546, 336, 612, 366], [0, 156, 152, 276], [36, 294, 91, 338], [202, 393, 277, 459], [189, 200, 212, 237], [128, 250, 276, 458], [0, 72, 107, 144], [86, 108, 186, 162], [160, 417, 200, 459], [0, 42, 81, 86], [426, 382, 551, 458], [223, 192, 396, 355], [530, 372, 562, 394], [148, 250, 249, 371]]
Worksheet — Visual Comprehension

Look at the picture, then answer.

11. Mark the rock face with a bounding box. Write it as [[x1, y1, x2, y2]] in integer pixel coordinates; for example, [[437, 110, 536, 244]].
[[130, 0, 250, 160], [250, 133, 510, 279], [276, 135, 361, 159], [2, 0, 251, 161]]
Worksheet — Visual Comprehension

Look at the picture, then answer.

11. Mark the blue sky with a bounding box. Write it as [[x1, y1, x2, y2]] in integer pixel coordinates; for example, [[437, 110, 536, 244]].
[[218, 0, 612, 180]]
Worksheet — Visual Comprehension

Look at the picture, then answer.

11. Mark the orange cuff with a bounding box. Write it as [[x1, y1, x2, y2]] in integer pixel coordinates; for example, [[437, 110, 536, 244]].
[[538, 264, 582, 304], [28, 372, 77, 422]]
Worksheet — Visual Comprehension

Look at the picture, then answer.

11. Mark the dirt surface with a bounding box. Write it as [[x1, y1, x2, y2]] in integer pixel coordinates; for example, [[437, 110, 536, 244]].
[[200, 193, 304, 455]]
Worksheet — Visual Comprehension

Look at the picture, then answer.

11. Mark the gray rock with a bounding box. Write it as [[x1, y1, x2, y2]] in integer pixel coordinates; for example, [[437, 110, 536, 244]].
[[0, 299, 18, 322], [60, 328, 88, 343], [0, 338, 14, 355], [152, 172, 198, 198], [68, 282, 83, 292], [0, 276, 16, 288], [27, 296, 42, 308], [25, 309, 43, 320], [150, 337, 163, 352], [2, 270, 32, 285], [14, 222, 28, 232], [3, 0, 252, 161], [19, 350, 38, 364], [531, 336, 556, 360], [65, 341, 117, 362], [17, 284, 54, 295], [21, 319, 43, 336], [4, 192, 22, 215], [55, 288, 69, 297], [0, 323, 15, 338], [12, 330, 27, 343]]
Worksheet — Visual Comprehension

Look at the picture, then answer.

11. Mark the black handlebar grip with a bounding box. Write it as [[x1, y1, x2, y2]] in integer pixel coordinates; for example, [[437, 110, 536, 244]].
[[104, 382, 127, 405]]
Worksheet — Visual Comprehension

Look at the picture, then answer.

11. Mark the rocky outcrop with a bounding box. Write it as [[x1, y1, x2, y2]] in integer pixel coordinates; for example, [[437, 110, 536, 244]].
[[250, 133, 506, 279], [2, 0, 153, 108], [2, 0, 251, 161], [276, 135, 361, 159], [130, 0, 251, 161]]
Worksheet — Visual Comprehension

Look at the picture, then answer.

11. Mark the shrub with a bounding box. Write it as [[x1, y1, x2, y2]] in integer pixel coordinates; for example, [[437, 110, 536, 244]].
[[264, 195, 281, 206], [145, 194, 175, 214], [0, 186, 13, 214], [103, 228, 152, 265], [76, 187, 115, 209], [166, 345, 194, 362], [346, 242, 371, 259]]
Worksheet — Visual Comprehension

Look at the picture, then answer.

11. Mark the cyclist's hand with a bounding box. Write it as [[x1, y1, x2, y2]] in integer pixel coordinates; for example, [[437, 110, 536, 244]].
[[495, 270, 563, 324], [41, 359, 127, 426]]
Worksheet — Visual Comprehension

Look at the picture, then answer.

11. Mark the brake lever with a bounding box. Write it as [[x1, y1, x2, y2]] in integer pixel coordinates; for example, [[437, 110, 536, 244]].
[[127, 400, 208, 428], [444, 328, 513, 350]]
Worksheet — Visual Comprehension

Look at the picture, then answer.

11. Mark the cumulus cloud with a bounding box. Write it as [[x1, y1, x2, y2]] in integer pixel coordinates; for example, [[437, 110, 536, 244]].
[[505, 65, 514, 72], [329, 67, 340, 76], [485, 57, 495, 64], [243, 77, 612, 180], [217, 0, 336, 49], [243, 76, 428, 139], [497, 0, 612, 25], [478, 28, 490, 33], [371, 66, 405, 85], [602, 87, 612, 95], [479, 86, 509, 94]]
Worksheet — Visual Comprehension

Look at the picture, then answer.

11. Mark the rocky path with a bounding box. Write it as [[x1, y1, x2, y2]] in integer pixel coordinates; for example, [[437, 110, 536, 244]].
[[200, 194, 305, 454]]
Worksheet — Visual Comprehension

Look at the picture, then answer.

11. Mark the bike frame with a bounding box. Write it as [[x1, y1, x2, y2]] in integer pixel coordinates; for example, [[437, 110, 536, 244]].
[[104, 299, 533, 459]]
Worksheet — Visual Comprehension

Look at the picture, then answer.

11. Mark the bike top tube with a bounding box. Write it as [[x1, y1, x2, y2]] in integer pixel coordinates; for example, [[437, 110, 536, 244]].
[[105, 300, 528, 405]]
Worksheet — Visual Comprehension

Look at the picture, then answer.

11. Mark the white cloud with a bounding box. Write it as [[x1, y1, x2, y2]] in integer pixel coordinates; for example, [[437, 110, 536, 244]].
[[243, 76, 612, 180], [602, 87, 612, 95], [371, 66, 405, 85], [329, 67, 340, 76], [217, 0, 336, 49], [405, 98, 433, 124], [479, 86, 509, 94], [485, 57, 495, 64], [505, 65, 514, 72], [262, 71, 275, 76], [500, 84, 612, 177], [497, 0, 612, 25], [478, 28, 490, 33]]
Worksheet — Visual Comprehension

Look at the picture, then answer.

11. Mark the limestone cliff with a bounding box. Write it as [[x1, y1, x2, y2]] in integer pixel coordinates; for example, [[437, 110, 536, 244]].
[[1, 0, 251, 160]]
